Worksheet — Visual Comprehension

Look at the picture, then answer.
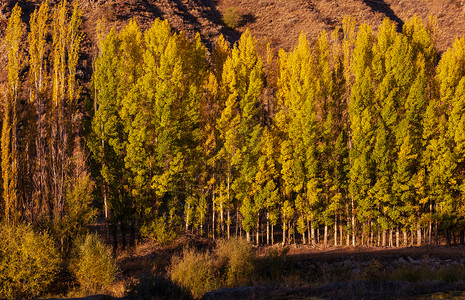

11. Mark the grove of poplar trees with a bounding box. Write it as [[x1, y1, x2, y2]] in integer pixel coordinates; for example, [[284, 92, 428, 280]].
[[3, 1, 94, 251], [4, 0, 465, 250]]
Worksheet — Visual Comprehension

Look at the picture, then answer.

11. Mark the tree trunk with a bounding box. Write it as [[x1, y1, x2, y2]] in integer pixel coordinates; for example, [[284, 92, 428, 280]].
[[446, 229, 451, 247], [236, 207, 239, 238], [370, 221, 373, 246], [346, 226, 350, 246], [227, 209, 231, 240], [186, 203, 190, 232], [256, 214, 260, 245], [396, 227, 399, 248], [417, 223, 421, 246], [282, 222, 286, 245], [293, 221, 296, 244], [403, 230, 407, 247], [266, 212, 270, 245], [311, 219, 315, 246], [334, 216, 338, 246], [340, 222, 343, 246], [302, 223, 306, 244], [288, 221, 292, 244], [382, 230, 386, 247], [351, 197, 356, 246], [324, 224, 328, 247], [361, 223, 365, 246], [272, 224, 274, 245], [307, 220, 311, 245], [429, 202, 432, 245], [212, 193, 215, 240], [317, 227, 320, 244], [220, 202, 224, 237]]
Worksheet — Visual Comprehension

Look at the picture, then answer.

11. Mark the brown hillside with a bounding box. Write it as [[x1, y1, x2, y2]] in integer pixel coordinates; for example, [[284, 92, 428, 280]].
[[1, 0, 465, 88]]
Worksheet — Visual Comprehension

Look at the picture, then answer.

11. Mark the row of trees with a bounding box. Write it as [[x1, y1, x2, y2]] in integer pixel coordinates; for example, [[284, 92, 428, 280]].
[[90, 14, 465, 248], [4, 1, 465, 248], [3, 1, 95, 250]]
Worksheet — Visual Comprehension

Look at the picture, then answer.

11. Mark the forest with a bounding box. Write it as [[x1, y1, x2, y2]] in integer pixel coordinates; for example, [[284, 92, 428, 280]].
[[90, 7, 464, 249], [3, 0, 465, 296]]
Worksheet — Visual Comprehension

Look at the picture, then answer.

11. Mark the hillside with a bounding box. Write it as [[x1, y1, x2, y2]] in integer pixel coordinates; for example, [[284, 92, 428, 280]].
[[0, 0, 464, 93], [1, 0, 465, 52]]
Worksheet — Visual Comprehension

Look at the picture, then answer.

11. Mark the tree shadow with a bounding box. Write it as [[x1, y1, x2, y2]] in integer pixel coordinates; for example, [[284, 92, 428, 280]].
[[240, 13, 256, 26], [362, 0, 404, 31], [200, 0, 242, 49]]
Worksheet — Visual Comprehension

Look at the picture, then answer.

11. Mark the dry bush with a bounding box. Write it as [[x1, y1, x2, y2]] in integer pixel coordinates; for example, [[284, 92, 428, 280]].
[[169, 238, 256, 297], [170, 248, 217, 298], [388, 265, 433, 282], [69, 233, 118, 294], [0, 224, 62, 299], [222, 7, 243, 29], [437, 264, 465, 282], [214, 238, 256, 287]]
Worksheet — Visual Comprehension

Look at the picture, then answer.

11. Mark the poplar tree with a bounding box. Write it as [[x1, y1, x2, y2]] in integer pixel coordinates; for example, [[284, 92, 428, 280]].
[[277, 33, 318, 244], [3, 4, 23, 226], [119, 19, 207, 242], [28, 1, 49, 223], [435, 37, 465, 245], [217, 29, 264, 241], [348, 23, 374, 246], [50, 0, 68, 224]]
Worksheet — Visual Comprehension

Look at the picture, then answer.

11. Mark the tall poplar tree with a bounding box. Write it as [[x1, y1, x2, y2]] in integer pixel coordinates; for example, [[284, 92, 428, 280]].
[[3, 4, 23, 226], [217, 29, 264, 241], [28, 1, 49, 223], [348, 23, 374, 246]]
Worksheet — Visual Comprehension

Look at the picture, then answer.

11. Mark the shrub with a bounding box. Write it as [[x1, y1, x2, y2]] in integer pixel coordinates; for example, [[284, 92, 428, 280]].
[[388, 265, 432, 282], [70, 233, 118, 294], [141, 214, 178, 245], [215, 238, 255, 287], [169, 238, 256, 297], [222, 7, 242, 29], [437, 264, 465, 282], [170, 248, 217, 298], [0, 224, 62, 299]]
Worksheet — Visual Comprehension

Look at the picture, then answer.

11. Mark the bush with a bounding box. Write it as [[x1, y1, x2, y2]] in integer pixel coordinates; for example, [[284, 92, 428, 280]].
[[70, 233, 118, 294], [169, 238, 255, 297], [215, 238, 255, 287], [437, 264, 465, 282], [222, 7, 242, 29], [170, 248, 217, 298], [0, 224, 62, 299], [388, 265, 432, 282], [141, 214, 178, 245]]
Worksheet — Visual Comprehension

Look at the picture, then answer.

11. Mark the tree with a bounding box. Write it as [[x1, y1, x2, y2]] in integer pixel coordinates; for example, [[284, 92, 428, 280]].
[[28, 1, 49, 224], [216, 29, 264, 241], [276, 33, 319, 244], [3, 4, 23, 226], [348, 23, 374, 246]]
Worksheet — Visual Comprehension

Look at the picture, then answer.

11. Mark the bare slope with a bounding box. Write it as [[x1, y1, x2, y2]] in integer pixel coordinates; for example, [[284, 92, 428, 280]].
[[217, 0, 465, 52], [1, 0, 465, 107]]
